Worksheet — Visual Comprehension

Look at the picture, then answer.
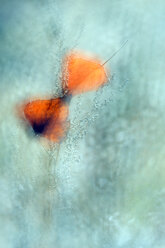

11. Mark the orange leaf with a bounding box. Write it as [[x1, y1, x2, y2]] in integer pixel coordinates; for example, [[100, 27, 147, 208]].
[[62, 52, 109, 95]]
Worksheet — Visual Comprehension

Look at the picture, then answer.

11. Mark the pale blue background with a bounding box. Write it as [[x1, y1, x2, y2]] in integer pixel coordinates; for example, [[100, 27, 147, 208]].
[[0, 0, 165, 247]]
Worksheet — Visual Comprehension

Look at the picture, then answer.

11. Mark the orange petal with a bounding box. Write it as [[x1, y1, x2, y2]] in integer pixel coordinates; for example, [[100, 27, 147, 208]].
[[62, 52, 109, 95], [22, 98, 69, 143]]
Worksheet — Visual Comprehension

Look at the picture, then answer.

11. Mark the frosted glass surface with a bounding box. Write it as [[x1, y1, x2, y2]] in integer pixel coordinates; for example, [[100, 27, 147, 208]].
[[0, 0, 165, 247]]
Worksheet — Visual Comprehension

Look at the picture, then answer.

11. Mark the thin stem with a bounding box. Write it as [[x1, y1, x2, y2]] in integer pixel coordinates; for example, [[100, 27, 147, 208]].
[[102, 40, 128, 66], [47, 144, 61, 224]]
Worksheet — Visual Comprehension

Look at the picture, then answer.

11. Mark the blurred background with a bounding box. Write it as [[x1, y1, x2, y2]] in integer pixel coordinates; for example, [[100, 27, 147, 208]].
[[0, 0, 165, 247]]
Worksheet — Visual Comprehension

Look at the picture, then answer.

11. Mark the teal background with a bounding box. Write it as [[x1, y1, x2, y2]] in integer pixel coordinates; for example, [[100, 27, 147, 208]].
[[0, 0, 165, 247]]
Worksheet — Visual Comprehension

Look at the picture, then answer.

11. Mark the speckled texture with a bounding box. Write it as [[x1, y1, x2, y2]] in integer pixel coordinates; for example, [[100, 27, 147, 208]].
[[0, 0, 165, 247]]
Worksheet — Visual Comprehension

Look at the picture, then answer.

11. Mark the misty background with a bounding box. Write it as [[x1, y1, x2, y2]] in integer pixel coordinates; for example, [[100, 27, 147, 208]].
[[0, 0, 165, 247]]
